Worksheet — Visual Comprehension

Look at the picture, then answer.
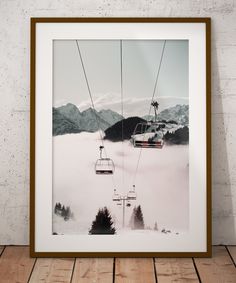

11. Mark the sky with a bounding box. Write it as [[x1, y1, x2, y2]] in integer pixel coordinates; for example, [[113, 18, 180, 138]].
[[53, 40, 188, 116]]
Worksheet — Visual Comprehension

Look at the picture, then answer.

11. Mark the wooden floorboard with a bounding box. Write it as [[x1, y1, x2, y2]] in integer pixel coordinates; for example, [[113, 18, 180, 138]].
[[227, 246, 236, 265], [0, 246, 235, 282], [71, 258, 113, 283], [115, 258, 156, 283], [0, 246, 35, 283], [0, 246, 5, 256], [194, 246, 236, 283], [154, 258, 199, 282], [29, 258, 75, 283]]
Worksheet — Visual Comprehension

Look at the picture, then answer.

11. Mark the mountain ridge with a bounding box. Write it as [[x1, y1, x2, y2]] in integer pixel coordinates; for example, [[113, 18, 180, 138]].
[[143, 104, 189, 125], [53, 103, 189, 140], [104, 117, 146, 142], [53, 103, 123, 136], [53, 108, 81, 136]]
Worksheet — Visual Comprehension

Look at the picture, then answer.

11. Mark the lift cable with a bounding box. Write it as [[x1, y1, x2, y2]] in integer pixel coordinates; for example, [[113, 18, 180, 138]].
[[75, 40, 116, 188], [75, 41, 105, 146], [148, 40, 166, 117], [132, 40, 166, 187], [120, 40, 125, 191]]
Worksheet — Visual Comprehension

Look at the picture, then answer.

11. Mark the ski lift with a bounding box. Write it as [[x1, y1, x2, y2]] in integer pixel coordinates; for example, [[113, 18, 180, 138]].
[[95, 146, 115, 174], [112, 189, 121, 202], [76, 42, 115, 175], [127, 185, 137, 200], [126, 201, 131, 207], [130, 100, 164, 148]]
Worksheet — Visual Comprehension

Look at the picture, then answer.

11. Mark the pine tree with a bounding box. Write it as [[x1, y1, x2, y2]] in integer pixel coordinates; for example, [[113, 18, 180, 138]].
[[129, 206, 136, 229], [133, 205, 144, 229], [54, 203, 61, 215], [154, 222, 158, 231], [54, 202, 73, 221], [89, 207, 116, 235], [61, 205, 66, 217], [64, 206, 71, 221], [54, 203, 58, 214]]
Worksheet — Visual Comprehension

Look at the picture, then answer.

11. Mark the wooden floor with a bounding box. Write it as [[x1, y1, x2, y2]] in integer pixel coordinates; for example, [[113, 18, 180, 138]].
[[0, 246, 235, 282]]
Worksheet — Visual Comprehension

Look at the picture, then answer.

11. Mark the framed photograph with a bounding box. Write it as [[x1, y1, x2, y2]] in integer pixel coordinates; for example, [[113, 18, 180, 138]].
[[30, 18, 211, 257]]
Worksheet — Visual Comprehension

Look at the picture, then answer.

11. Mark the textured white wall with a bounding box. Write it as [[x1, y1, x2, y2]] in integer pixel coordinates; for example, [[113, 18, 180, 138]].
[[0, 0, 235, 245]]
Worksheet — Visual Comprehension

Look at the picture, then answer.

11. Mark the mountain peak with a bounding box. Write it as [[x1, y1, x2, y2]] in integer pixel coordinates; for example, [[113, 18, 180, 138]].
[[57, 103, 81, 114], [54, 106, 125, 135], [157, 104, 188, 125], [98, 109, 123, 126], [143, 104, 189, 125], [99, 109, 114, 114], [53, 108, 81, 136], [65, 103, 80, 110], [82, 107, 95, 113], [66, 102, 76, 107]]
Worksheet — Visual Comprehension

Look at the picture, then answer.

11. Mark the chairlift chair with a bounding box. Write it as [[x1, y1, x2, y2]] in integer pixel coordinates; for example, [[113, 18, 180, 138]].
[[126, 201, 131, 207], [95, 158, 115, 174], [95, 146, 115, 175], [127, 185, 137, 200], [112, 189, 121, 202], [130, 100, 164, 148], [131, 122, 164, 148], [76, 42, 115, 175]]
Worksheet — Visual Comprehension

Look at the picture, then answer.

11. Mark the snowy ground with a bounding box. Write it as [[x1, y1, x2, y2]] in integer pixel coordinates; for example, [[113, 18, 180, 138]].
[[52, 132, 189, 235]]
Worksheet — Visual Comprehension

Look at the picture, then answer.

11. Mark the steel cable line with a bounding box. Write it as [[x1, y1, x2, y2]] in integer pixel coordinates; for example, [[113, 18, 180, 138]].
[[120, 40, 125, 191], [75, 40, 116, 188], [75, 40, 105, 146], [148, 40, 166, 117], [132, 40, 166, 186]]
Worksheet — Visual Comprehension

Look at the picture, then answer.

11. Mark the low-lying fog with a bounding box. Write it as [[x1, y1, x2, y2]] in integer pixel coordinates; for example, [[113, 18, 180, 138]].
[[53, 132, 189, 234]]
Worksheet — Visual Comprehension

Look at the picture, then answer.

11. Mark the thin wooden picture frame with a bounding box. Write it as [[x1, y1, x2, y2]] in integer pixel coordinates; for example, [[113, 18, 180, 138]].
[[30, 17, 211, 257]]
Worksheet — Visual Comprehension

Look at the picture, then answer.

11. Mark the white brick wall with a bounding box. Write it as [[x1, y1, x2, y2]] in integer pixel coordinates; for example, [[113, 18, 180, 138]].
[[0, 0, 235, 244]]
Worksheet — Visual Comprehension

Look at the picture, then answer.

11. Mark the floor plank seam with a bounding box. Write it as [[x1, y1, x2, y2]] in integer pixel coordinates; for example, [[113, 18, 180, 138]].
[[70, 258, 77, 283], [27, 257, 37, 283], [192, 258, 202, 283], [113, 257, 116, 283], [225, 245, 236, 268], [0, 246, 6, 257], [153, 258, 158, 283]]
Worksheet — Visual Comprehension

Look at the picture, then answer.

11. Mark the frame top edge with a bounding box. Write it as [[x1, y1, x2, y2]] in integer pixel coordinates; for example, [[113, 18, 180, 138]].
[[30, 17, 211, 24]]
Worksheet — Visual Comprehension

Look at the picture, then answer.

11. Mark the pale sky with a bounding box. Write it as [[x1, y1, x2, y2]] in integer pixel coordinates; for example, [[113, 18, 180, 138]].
[[53, 40, 188, 115]]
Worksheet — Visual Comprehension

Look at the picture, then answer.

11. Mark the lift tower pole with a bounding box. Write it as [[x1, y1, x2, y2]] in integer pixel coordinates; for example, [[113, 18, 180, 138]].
[[112, 189, 137, 228], [118, 195, 128, 228]]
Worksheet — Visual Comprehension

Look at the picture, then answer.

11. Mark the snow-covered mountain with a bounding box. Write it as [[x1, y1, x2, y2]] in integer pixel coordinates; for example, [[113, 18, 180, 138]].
[[98, 109, 123, 126], [143, 104, 189, 125], [53, 108, 81, 136], [104, 104, 189, 144], [80, 108, 110, 132], [53, 103, 124, 135], [78, 93, 189, 118], [157, 104, 189, 125], [104, 116, 189, 145], [53, 103, 188, 140], [57, 103, 82, 126], [104, 117, 146, 142]]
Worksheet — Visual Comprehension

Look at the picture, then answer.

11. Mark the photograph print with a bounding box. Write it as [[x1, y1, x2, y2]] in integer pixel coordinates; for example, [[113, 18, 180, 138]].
[[52, 39, 189, 238]]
